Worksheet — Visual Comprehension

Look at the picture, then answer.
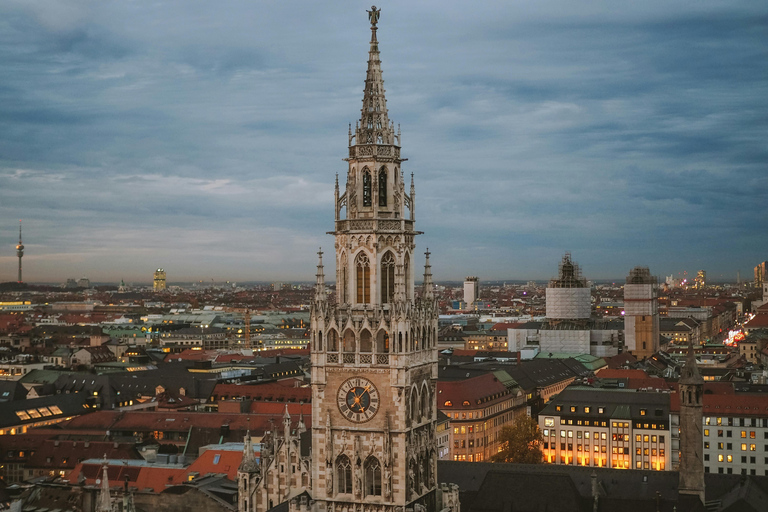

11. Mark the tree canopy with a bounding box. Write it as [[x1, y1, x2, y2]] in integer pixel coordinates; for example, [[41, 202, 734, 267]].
[[491, 414, 544, 464]]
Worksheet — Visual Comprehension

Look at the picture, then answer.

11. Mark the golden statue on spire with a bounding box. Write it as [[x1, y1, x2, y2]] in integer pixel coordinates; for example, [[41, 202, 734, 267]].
[[368, 5, 380, 27]]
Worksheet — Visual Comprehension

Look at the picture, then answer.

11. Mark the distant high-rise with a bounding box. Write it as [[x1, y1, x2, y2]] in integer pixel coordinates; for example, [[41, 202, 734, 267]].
[[546, 253, 590, 321], [624, 266, 659, 360], [464, 276, 479, 305], [15, 221, 24, 283], [153, 268, 166, 291], [755, 261, 768, 287]]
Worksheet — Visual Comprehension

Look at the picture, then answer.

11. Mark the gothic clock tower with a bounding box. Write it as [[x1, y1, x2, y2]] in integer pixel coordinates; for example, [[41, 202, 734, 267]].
[[310, 6, 439, 511]]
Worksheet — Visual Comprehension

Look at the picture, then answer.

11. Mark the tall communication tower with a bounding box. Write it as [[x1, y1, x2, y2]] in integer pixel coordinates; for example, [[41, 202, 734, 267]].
[[16, 221, 24, 283]]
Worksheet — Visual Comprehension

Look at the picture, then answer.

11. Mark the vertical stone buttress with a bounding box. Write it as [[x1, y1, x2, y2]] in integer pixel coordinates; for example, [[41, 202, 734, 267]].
[[310, 6, 438, 512]]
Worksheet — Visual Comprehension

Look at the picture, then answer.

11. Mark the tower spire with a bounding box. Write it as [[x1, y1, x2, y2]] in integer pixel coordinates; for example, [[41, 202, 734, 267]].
[[16, 220, 24, 283], [423, 249, 434, 300], [96, 455, 112, 512], [315, 248, 326, 305], [357, 5, 392, 146]]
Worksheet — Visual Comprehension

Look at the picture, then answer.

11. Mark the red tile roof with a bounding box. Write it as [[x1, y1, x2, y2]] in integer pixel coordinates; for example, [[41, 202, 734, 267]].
[[183, 448, 254, 481], [670, 391, 768, 416], [212, 382, 311, 402], [437, 373, 510, 410]]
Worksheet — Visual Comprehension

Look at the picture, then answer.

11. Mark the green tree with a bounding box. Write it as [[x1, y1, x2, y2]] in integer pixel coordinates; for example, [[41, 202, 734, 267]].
[[490, 414, 544, 464]]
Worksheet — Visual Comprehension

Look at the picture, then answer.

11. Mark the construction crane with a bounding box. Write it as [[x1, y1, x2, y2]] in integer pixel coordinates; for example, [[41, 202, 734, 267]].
[[224, 307, 252, 349]]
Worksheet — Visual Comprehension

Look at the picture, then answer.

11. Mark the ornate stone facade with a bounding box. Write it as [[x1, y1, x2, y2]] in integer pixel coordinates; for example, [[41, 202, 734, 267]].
[[309, 6, 438, 512], [238, 408, 312, 511], [239, 7, 439, 512]]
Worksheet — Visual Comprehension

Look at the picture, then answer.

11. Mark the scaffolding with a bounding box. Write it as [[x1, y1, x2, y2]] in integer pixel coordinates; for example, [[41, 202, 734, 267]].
[[549, 252, 587, 288]]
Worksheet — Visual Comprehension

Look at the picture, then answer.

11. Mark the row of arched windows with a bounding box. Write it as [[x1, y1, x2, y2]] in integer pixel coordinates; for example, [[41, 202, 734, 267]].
[[335, 455, 382, 496], [360, 167, 389, 208], [314, 325, 436, 354], [340, 250, 410, 305], [409, 383, 432, 424]]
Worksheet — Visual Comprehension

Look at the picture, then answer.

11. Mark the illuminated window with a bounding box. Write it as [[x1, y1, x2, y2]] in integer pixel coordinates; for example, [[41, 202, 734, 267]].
[[444, 401, 452, 407]]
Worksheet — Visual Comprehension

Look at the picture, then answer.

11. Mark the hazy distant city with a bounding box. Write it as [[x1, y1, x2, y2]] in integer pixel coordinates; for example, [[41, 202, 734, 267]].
[[1, 2, 766, 512]]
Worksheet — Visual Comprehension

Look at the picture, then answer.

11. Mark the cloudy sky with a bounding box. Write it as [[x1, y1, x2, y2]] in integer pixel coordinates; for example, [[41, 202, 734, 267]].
[[1, 1, 766, 284]]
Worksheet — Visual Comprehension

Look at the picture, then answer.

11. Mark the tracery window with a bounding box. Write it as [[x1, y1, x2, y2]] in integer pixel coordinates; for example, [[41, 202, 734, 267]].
[[362, 170, 372, 207], [378, 168, 387, 207], [356, 252, 370, 304], [364, 456, 382, 496], [337, 455, 352, 494], [381, 252, 395, 303]]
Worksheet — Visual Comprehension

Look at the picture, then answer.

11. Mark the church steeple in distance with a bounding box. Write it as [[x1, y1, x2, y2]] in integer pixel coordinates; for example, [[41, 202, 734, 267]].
[[16, 220, 24, 283], [678, 339, 705, 504]]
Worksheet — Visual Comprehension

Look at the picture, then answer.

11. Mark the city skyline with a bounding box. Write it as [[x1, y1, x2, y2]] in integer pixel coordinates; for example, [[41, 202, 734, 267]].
[[1, 1, 766, 283]]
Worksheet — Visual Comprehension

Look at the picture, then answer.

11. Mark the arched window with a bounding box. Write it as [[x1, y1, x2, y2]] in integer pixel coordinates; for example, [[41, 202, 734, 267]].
[[336, 455, 352, 494], [364, 456, 382, 496], [328, 329, 338, 352], [421, 384, 430, 420], [378, 168, 387, 207], [360, 329, 372, 353], [376, 330, 389, 353], [340, 252, 348, 304], [343, 329, 355, 353], [362, 170, 372, 207], [410, 388, 419, 423], [356, 252, 370, 304], [317, 331, 323, 352], [381, 252, 395, 304]]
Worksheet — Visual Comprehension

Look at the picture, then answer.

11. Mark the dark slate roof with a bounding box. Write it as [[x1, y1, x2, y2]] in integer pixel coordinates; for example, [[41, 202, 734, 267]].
[[540, 387, 670, 421], [0, 393, 89, 429], [439, 461, 768, 512], [506, 358, 590, 391]]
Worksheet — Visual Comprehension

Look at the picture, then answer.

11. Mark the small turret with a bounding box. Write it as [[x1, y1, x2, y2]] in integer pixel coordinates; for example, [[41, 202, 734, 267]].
[[422, 249, 434, 301], [315, 249, 326, 306]]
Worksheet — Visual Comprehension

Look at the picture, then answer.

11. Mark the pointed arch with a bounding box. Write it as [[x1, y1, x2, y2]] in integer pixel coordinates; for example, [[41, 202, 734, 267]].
[[421, 381, 430, 421], [360, 329, 372, 353], [380, 251, 395, 304], [362, 168, 372, 207], [336, 455, 352, 494], [410, 386, 420, 424], [356, 252, 370, 304], [364, 456, 382, 496], [378, 167, 387, 207], [327, 329, 339, 352], [376, 329, 389, 353], [343, 329, 356, 353]]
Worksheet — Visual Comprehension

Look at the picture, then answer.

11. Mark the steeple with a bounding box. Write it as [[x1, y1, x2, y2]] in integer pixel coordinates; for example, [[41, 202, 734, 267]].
[[680, 338, 703, 385], [16, 220, 24, 283], [96, 455, 112, 512], [678, 338, 705, 503], [356, 5, 394, 147]]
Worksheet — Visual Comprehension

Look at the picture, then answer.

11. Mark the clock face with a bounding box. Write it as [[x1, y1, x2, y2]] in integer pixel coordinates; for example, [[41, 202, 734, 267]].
[[337, 377, 380, 423]]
